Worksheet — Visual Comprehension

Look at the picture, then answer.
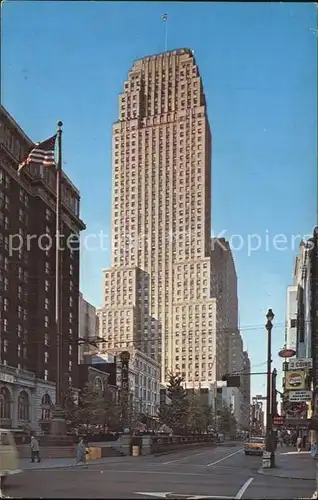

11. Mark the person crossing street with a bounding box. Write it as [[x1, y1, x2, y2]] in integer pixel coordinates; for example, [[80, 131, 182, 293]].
[[30, 436, 41, 463]]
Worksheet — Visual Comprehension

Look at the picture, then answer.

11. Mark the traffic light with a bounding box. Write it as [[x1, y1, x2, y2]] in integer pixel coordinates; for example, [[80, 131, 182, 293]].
[[221, 374, 241, 387]]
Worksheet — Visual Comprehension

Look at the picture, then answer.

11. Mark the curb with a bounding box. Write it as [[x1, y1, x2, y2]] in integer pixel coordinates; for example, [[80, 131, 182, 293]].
[[22, 463, 87, 471], [257, 467, 313, 481], [21, 458, 124, 472]]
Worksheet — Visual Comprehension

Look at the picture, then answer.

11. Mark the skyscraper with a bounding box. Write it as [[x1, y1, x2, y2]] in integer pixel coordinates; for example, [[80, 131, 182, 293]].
[[99, 48, 219, 386]]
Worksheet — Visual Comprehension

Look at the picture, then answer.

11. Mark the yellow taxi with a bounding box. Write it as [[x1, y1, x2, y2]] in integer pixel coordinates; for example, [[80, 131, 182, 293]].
[[0, 429, 21, 488], [244, 436, 265, 456]]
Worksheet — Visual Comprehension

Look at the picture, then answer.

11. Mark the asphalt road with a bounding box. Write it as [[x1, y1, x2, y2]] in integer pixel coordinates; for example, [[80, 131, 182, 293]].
[[2, 444, 315, 499]]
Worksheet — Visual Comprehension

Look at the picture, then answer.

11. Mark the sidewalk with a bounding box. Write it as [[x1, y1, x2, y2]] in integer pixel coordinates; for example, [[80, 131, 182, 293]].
[[257, 450, 316, 480]]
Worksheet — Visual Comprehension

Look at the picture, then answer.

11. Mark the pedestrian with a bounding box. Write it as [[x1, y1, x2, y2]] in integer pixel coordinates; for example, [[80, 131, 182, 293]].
[[296, 435, 302, 453], [30, 435, 41, 463], [75, 438, 86, 465]]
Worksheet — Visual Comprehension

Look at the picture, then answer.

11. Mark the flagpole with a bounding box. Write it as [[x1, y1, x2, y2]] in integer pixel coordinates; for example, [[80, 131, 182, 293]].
[[162, 14, 168, 52], [55, 120, 63, 409]]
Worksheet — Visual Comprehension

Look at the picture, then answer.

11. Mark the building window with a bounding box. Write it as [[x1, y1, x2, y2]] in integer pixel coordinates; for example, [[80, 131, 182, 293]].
[[18, 390, 29, 421], [41, 393, 52, 420], [0, 386, 11, 419], [290, 319, 297, 329], [94, 376, 104, 393]]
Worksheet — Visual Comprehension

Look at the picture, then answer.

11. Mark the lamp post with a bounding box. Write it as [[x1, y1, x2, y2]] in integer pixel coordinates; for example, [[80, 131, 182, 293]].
[[265, 308, 275, 467]]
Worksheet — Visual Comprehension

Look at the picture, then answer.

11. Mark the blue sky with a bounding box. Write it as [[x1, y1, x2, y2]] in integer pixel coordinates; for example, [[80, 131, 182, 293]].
[[3, 1, 317, 398]]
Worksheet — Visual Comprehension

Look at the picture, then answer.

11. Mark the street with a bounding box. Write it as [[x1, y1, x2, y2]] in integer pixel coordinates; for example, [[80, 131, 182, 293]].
[[2, 444, 315, 499]]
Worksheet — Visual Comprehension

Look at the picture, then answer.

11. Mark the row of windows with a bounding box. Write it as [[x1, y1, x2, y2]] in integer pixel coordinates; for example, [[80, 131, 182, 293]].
[[114, 123, 204, 149]]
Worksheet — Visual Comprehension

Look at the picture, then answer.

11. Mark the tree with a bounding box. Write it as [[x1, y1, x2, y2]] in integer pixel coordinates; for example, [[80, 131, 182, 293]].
[[159, 373, 189, 433], [63, 383, 121, 432], [202, 403, 215, 433], [219, 404, 237, 436], [186, 391, 215, 434], [119, 393, 138, 431]]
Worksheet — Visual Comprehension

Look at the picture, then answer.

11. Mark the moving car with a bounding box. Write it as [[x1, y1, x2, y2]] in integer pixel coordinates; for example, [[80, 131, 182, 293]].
[[244, 436, 265, 455], [0, 428, 21, 488]]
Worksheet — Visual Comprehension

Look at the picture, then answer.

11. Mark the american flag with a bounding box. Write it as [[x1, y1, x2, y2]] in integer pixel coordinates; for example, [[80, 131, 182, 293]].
[[18, 134, 57, 174]]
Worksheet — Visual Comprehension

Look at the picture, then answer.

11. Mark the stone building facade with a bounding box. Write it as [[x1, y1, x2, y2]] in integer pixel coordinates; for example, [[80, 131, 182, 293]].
[[0, 364, 55, 433]]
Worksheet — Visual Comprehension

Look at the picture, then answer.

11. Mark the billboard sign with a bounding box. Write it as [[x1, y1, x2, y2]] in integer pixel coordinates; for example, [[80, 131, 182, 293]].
[[289, 390, 312, 402], [289, 358, 313, 370], [285, 371, 306, 390]]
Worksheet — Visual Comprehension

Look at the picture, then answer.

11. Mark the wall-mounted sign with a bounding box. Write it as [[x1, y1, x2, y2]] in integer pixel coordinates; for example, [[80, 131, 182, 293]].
[[289, 358, 313, 370], [289, 390, 312, 402], [120, 351, 130, 392], [285, 371, 306, 390], [273, 415, 285, 426]]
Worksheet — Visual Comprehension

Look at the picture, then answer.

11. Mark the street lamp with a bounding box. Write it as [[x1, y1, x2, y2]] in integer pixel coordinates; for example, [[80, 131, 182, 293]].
[[265, 309, 275, 467]]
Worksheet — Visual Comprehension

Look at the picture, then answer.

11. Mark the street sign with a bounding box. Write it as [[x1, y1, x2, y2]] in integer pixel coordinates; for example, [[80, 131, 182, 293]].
[[289, 390, 312, 402], [273, 415, 285, 426], [289, 358, 313, 370]]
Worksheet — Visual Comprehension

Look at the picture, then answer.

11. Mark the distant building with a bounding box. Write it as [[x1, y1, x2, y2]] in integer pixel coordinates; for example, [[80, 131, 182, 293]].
[[78, 364, 117, 401], [241, 351, 251, 430], [210, 238, 239, 383], [222, 386, 242, 428], [227, 331, 244, 427], [82, 352, 117, 387], [78, 293, 99, 363], [310, 228, 318, 416], [286, 285, 298, 352], [90, 348, 160, 418], [160, 384, 171, 406], [293, 240, 312, 358], [250, 401, 264, 435]]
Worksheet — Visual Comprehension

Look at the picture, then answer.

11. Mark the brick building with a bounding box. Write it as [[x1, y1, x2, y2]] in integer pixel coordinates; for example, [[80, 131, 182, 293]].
[[0, 105, 85, 429]]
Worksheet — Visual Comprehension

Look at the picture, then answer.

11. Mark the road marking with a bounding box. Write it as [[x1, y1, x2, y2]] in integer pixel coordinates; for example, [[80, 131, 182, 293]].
[[135, 493, 232, 499], [206, 448, 243, 467], [135, 494, 171, 498], [235, 478, 254, 499], [93, 469, 208, 477], [161, 450, 212, 465]]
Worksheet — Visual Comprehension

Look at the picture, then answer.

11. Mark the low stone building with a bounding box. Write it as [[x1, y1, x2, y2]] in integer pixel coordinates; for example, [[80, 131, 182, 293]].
[[0, 364, 55, 433]]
